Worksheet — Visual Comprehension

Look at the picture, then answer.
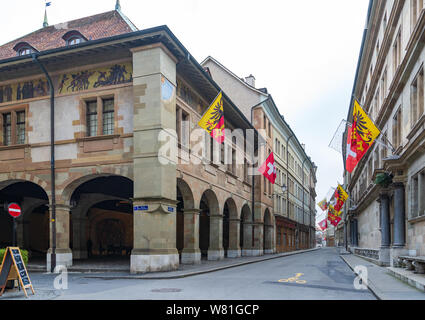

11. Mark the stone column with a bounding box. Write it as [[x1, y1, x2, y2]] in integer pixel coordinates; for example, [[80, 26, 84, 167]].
[[252, 222, 264, 256], [264, 223, 274, 254], [130, 43, 179, 273], [393, 183, 406, 247], [181, 209, 201, 264], [353, 220, 359, 247], [208, 214, 224, 261], [241, 221, 253, 256], [47, 204, 72, 270], [227, 218, 241, 258], [391, 183, 407, 266], [379, 192, 390, 265]]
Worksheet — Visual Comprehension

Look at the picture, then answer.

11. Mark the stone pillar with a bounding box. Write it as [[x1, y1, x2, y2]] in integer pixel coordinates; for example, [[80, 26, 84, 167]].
[[393, 183, 406, 247], [227, 218, 241, 258], [353, 220, 359, 247], [241, 222, 253, 256], [208, 214, 224, 261], [379, 192, 391, 265], [252, 222, 264, 256], [181, 209, 201, 264], [391, 183, 408, 267], [264, 223, 274, 254], [130, 43, 179, 273], [47, 204, 73, 270]]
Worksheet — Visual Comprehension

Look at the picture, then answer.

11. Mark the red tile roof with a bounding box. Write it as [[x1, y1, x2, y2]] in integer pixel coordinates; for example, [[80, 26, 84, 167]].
[[0, 10, 135, 60]]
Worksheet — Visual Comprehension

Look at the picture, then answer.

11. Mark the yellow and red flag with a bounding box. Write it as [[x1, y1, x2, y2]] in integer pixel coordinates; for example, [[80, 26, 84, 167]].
[[318, 198, 328, 212], [347, 100, 380, 172], [333, 184, 348, 212], [328, 211, 342, 227], [198, 92, 225, 144], [329, 204, 342, 217]]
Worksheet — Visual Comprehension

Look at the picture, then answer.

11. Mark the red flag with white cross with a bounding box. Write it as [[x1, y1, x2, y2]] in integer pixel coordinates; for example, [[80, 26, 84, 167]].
[[258, 152, 277, 184], [318, 219, 328, 231]]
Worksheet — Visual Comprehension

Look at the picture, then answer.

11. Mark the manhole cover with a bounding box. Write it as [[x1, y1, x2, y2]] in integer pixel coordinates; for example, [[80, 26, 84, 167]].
[[151, 288, 182, 293]]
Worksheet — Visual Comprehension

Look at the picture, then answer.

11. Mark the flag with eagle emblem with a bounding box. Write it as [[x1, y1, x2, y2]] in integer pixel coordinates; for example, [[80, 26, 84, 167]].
[[198, 92, 225, 144], [334, 184, 348, 212], [348, 100, 380, 172]]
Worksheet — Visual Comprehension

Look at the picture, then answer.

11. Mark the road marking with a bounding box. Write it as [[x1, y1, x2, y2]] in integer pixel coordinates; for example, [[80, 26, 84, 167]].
[[278, 273, 307, 284]]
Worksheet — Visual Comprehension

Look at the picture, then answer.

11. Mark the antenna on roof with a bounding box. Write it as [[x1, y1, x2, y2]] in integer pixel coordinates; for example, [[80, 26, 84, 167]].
[[43, 1, 51, 28], [115, 0, 121, 11]]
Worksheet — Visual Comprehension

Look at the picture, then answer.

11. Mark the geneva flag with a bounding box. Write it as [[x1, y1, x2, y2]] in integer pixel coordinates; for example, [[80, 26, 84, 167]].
[[198, 92, 225, 144]]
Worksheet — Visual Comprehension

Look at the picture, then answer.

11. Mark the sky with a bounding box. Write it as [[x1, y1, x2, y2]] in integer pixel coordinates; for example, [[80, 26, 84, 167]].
[[0, 0, 370, 225]]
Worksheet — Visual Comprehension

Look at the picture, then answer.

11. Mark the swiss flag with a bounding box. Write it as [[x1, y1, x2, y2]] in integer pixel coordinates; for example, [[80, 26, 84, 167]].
[[318, 219, 328, 231], [258, 152, 276, 184], [346, 126, 358, 173]]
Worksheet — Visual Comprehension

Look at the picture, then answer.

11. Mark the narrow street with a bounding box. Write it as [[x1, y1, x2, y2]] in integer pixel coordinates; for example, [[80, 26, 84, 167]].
[[3, 248, 375, 300]]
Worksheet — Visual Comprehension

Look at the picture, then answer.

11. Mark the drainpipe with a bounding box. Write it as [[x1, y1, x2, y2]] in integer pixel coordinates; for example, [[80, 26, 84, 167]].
[[286, 134, 295, 248], [301, 157, 309, 248], [250, 98, 270, 250], [32, 53, 56, 273]]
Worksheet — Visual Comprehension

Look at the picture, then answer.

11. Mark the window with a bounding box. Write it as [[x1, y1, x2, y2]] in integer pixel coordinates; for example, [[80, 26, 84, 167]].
[[411, 169, 425, 218], [85, 97, 115, 137], [3, 113, 11, 146], [176, 106, 190, 149], [411, 67, 424, 126], [381, 131, 388, 160], [68, 37, 83, 46], [18, 48, 33, 56], [381, 68, 387, 103], [86, 101, 98, 137], [411, 0, 423, 31], [16, 111, 25, 144], [392, 107, 402, 149], [2, 110, 26, 146], [102, 98, 114, 135], [393, 29, 402, 75], [383, 12, 388, 31]]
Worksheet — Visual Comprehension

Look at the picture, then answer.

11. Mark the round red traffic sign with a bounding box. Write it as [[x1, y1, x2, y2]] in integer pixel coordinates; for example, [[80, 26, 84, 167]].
[[8, 203, 22, 218]]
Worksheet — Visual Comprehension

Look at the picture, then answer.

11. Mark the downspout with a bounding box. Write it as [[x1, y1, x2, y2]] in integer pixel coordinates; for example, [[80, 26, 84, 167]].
[[286, 134, 295, 248], [32, 53, 56, 273], [301, 157, 309, 248], [250, 98, 270, 250]]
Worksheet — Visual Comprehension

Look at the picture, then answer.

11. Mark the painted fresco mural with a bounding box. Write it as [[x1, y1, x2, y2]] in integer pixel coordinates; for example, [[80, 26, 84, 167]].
[[0, 78, 49, 103], [58, 62, 133, 94], [0, 62, 133, 104]]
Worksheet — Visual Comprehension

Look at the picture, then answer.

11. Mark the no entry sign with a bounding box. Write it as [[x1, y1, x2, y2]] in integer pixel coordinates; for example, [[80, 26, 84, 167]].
[[8, 203, 21, 218]]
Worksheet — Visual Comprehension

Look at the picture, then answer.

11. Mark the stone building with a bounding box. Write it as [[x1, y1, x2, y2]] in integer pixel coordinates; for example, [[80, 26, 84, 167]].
[[201, 57, 317, 253], [0, 3, 276, 273], [343, 0, 425, 266]]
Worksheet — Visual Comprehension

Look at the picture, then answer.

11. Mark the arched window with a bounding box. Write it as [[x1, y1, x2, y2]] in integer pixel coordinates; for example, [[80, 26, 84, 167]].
[[62, 30, 87, 46], [13, 42, 37, 56]]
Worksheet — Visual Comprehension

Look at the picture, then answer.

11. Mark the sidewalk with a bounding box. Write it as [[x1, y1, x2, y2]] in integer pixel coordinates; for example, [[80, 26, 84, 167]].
[[340, 253, 425, 300]]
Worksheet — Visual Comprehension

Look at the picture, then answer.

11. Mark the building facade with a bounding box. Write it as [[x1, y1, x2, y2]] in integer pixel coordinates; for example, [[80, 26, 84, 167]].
[[201, 57, 317, 253], [0, 5, 276, 273], [343, 0, 425, 266]]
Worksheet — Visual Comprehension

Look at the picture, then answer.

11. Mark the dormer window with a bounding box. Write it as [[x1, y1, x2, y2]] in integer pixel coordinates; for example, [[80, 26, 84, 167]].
[[62, 30, 87, 46], [13, 42, 37, 56]]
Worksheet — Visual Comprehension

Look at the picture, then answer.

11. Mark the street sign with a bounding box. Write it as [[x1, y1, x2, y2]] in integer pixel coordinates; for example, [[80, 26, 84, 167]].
[[8, 203, 21, 218]]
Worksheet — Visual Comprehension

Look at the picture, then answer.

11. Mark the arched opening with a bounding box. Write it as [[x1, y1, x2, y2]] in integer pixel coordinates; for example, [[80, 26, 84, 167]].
[[263, 208, 273, 254], [223, 203, 230, 256], [0, 180, 49, 260], [69, 175, 133, 267], [223, 198, 238, 258], [199, 189, 221, 260], [240, 204, 252, 255], [176, 178, 195, 263]]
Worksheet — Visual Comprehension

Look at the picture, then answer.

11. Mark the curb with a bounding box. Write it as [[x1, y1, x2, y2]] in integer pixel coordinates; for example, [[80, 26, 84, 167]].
[[339, 254, 381, 300], [83, 248, 320, 280]]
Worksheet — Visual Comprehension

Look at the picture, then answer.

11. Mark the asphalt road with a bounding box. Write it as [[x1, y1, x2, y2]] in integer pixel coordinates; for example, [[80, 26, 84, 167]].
[[2, 248, 376, 300]]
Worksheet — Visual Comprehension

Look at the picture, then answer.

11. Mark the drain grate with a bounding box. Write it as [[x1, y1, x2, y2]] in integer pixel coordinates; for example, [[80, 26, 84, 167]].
[[151, 288, 182, 293]]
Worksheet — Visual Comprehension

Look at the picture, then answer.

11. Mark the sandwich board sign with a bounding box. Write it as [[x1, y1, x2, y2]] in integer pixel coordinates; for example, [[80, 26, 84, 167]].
[[0, 247, 35, 298]]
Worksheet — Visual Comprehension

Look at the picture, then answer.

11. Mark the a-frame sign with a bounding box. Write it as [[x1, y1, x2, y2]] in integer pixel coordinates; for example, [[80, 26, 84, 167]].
[[0, 247, 35, 298]]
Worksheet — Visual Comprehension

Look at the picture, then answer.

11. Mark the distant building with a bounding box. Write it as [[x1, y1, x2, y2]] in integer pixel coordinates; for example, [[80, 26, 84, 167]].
[[201, 57, 318, 252], [343, 0, 425, 266]]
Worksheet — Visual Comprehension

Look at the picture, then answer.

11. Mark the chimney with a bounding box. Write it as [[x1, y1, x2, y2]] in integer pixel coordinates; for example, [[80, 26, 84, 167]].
[[245, 74, 256, 87]]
